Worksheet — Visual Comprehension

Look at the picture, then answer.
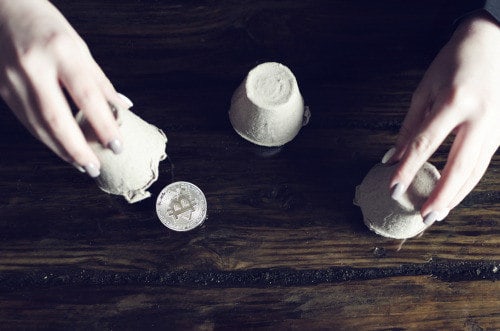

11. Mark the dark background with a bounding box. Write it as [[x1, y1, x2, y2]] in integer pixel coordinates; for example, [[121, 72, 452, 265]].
[[0, 1, 498, 329]]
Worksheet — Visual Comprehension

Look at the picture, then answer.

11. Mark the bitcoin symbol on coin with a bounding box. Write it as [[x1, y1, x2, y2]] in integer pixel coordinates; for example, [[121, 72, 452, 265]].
[[156, 181, 207, 232], [168, 194, 197, 220]]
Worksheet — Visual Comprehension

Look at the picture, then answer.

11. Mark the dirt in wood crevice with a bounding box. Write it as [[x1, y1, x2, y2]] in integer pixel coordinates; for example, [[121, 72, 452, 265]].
[[0, 260, 497, 292]]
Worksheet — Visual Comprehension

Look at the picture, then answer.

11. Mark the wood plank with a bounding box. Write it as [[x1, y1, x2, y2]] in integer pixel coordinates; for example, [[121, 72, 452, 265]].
[[0, 277, 498, 330], [0, 134, 500, 269], [51, 0, 450, 82], [0, 140, 497, 272], [1, 82, 498, 272], [0, 81, 498, 272]]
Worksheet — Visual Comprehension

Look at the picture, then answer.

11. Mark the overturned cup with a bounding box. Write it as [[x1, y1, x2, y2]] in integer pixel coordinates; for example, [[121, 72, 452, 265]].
[[77, 105, 168, 203], [229, 62, 310, 147]]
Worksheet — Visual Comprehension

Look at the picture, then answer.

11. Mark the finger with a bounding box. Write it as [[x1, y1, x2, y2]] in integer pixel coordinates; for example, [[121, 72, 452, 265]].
[[389, 95, 461, 198], [29, 72, 101, 177], [391, 86, 430, 163], [118, 92, 134, 108], [3, 65, 95, 174], [69, 36, 131, 111], [89, 58, 131, 110], [421, 124, 484, 220], [449, 140, 498, 209], [57, 53, 123, 154]]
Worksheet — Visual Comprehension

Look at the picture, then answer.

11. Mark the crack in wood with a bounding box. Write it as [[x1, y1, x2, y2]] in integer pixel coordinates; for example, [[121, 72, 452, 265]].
[[0, 259, 497, 292]]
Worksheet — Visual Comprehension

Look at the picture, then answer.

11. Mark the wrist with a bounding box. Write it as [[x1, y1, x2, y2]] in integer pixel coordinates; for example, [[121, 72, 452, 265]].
[[458, 11, 500, 32], [453, 11, 500, 41]]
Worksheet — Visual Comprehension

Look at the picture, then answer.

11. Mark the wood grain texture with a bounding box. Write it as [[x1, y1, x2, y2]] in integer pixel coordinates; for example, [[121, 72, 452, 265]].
[[0, 277, 498, 330], [0, 0, 498, 329]]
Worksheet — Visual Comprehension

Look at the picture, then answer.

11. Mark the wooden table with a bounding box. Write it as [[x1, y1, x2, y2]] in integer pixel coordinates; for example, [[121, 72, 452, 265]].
[[0, 1, 498, 329]]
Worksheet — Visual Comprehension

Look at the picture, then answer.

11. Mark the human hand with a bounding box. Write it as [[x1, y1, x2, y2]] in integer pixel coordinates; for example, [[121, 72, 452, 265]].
[[382, 13, 500, 225], [0, 0, 132, 177]]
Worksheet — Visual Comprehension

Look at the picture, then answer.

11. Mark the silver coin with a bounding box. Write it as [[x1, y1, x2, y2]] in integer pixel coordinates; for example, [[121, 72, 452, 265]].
[[156, 181, 207, 231]]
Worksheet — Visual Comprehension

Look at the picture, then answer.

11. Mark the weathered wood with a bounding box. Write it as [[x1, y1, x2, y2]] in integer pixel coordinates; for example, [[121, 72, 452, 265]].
[[0, 277, 498, 330], [0, 0, 498, 328], [1, 82, 498, 272]]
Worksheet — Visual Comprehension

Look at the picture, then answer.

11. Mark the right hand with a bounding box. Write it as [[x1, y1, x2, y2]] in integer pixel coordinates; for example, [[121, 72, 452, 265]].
[[384, 13, 500, 225], [0, 0, 131, 177]]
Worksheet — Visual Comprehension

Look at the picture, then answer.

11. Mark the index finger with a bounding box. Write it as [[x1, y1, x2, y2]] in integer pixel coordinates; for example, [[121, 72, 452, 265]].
[[53, 39, 123, 154]]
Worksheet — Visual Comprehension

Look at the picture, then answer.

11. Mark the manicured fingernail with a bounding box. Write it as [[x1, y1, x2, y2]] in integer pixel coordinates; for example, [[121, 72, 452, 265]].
[[107, 139, 123, 154], [72, 163, 85, 173], [381, 147, 396, 164], [84, 163, 100, 178], [118, 93, 133, 108], [423, 211, 439, 226], [391, 183, 405, 200], [436, 209, 450, 222]]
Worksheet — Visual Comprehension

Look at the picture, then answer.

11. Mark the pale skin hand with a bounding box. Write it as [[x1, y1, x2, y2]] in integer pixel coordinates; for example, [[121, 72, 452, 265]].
[[385, 13, 500, 225], [0, 0, 131, 177]]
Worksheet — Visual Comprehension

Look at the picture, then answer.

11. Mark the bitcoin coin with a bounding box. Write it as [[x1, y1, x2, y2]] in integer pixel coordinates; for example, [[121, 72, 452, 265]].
[[156, 181, 207, 231]]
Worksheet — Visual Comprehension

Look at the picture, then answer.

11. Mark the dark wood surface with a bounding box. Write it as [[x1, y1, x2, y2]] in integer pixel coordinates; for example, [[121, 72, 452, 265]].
[[0, 1, 498, 329]]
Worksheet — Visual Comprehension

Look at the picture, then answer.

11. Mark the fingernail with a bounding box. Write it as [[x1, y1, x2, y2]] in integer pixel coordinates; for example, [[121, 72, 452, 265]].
[[381, 147, 396, 164], [391, 183, 405, 200], [118, 93, 133, 108], [107, 139, 123, 154], [436, 209, 450, 222], [84, 163, 100, 178], [423, 211, 439, 226], [72, 162, 85, 173]]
